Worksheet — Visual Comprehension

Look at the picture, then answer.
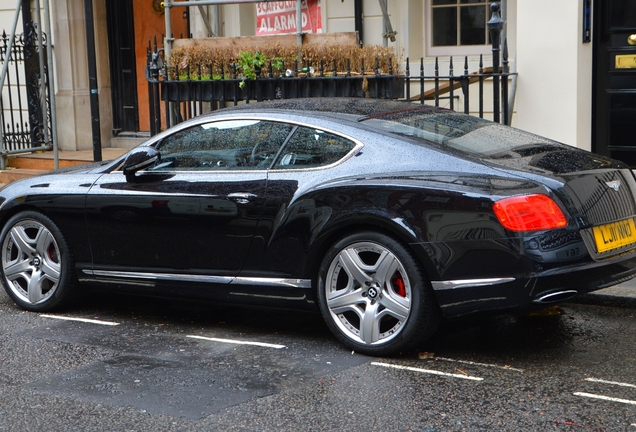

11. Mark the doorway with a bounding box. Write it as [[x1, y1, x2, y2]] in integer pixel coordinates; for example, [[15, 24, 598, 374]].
[[105, 1, 189, 134], [592, 0, 636, 164], [106, 0, 139, 134]]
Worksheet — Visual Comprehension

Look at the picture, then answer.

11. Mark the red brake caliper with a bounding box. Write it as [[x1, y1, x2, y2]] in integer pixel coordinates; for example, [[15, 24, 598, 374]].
[[48, 244, 57, 263], [391, 272, 406, 297]]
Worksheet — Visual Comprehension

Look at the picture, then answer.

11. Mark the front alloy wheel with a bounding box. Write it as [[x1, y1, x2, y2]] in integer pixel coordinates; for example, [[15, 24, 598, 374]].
[[0, 211, 76, 311], [318, 232, 440, 356]]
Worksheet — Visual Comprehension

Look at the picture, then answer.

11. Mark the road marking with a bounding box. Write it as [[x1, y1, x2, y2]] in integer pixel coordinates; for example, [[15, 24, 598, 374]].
[[186, 335, 286, 349], [574, 392, 636, 406], [434, 357, 523, 373], [585, 378, 636, 389], [372, 361, 483, 381], [40, 314, 120, 326]]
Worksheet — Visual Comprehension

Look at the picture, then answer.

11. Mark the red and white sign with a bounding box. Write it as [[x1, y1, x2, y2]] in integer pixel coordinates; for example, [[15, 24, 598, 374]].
[[256, 0, 322, 35]]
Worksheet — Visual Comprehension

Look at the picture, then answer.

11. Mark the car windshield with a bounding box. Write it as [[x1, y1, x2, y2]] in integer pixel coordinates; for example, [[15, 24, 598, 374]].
[[362, 110, 564, 158]]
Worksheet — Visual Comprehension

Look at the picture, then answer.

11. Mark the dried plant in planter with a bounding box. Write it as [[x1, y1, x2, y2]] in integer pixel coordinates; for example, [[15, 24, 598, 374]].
[[167, 43, 402, 81]]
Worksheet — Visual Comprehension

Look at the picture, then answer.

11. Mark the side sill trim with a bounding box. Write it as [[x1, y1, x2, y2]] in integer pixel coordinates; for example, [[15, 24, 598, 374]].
[[231, 277, 311, 289], [83, 270, 311, 289], [431, 277, 516, 291], [84, 270, 233, 284]]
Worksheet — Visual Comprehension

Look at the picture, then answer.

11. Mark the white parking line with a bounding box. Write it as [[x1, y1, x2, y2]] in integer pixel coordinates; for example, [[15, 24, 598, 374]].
[[371, 361, 483, 381], [574, 392, 636, 406], [434, 357, 524, 373], [40, 314, 120, 326], [186, 335, 286, 349], [585, 378, 636, 389]]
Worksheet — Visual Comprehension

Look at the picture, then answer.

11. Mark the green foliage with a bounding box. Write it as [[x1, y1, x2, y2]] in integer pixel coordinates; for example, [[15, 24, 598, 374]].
[[237, 51, 266, 89], [270, 56, 284, 72]]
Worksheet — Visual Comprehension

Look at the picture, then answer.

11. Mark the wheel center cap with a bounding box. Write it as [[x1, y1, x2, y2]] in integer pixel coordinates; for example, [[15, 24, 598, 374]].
[[32, 256, 41, 267], [367, 286, 379, 299]]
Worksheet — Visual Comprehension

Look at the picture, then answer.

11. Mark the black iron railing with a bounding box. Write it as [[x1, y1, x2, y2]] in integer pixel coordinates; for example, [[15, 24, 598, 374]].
[[0, 27, 52, 152], [146, 3, 516, 136]]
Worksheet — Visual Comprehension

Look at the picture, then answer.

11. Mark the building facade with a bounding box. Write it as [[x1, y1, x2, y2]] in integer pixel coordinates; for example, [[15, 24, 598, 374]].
[[0, 0, 634, 164]]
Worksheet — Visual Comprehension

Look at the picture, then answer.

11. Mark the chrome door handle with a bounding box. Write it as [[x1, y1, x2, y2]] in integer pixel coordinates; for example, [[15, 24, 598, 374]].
[[227, 192, 258, 204]]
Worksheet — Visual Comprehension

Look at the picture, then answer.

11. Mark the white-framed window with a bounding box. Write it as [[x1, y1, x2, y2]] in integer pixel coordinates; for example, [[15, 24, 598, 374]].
[[426, 0, 492, 56]]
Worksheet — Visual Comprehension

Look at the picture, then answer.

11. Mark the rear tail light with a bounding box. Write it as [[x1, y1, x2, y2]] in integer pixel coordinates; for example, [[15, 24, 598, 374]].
[[493, 194, 567, 232]]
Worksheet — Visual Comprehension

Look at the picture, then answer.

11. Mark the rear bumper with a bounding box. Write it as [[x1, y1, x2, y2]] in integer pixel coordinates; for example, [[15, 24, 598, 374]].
[[432, 250, 636, 317]]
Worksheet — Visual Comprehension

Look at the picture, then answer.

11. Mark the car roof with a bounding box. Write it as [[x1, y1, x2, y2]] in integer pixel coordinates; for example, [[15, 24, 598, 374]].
[[214, 97, 447, 122]]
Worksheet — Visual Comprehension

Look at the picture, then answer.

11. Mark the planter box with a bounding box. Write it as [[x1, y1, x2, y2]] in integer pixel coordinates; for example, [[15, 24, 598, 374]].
[[160, 75, 405, 103]]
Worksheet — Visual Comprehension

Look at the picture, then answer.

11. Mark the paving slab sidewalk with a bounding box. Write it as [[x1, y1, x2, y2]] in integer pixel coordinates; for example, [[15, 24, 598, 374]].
[[570, 278, 636, 308]]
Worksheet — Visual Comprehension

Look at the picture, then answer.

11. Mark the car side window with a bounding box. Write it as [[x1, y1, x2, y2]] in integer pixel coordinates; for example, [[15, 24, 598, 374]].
[[272, 127, 356, 170], [150, 119, 293, 171]]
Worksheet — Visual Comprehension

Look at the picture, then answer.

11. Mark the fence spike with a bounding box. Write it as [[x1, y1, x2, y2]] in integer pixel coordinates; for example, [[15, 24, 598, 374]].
[[434, 57, 439, 107], [420, 57, 425, 105]]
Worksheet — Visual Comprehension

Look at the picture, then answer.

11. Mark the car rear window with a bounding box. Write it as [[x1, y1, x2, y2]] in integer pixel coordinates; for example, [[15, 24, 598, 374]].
[[362, 110, 564, 157]]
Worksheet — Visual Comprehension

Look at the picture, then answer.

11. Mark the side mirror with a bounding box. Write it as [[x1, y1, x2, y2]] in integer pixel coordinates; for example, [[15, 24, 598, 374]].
[[122, 146, 160, 181]]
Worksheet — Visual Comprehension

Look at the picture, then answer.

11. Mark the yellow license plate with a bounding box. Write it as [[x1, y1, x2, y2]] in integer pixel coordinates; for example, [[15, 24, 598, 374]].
[[592, 218, 636, 253]]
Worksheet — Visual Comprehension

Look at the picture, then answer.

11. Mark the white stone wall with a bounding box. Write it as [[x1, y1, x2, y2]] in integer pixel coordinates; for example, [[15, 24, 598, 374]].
[[515, 0, 592, 150]]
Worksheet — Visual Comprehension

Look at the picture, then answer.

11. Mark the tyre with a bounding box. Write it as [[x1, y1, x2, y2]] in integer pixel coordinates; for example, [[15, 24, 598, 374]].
[[317, 232, 441, 356], [0, 211, 77, 311]]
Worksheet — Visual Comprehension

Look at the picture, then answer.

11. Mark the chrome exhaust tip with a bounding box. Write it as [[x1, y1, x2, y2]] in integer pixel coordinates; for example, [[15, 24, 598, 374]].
[[533, 290, 579, 304]]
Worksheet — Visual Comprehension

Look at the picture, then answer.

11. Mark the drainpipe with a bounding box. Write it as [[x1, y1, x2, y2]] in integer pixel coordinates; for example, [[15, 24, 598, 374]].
[[43, 0, 59, 168], [83, 0, 101, 162]]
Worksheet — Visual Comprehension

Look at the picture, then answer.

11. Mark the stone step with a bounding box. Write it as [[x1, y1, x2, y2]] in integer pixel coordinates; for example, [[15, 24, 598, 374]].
[[0, 148, 129, 185], [0, 168, 46, 184], [8, 156, 91, 171]]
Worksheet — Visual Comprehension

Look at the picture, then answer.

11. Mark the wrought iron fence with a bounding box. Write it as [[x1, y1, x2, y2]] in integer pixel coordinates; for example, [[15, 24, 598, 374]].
[[146, 4, 516, 136], [0, 27, 52, 152]]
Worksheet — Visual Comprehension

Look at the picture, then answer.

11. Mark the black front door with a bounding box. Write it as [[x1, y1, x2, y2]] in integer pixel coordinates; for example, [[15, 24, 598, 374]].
[[593, 0, 636, 164], [106, 0, 139, 134]]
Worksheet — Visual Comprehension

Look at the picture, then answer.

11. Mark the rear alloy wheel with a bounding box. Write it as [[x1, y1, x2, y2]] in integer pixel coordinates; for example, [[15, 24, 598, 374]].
[[317, 232, 440, 356], [0, 211, 77, 311]]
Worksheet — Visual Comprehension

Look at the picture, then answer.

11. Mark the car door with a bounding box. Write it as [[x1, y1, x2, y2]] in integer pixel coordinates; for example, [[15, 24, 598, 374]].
[[240, 125, 361, 278], [85, 118, 294, 280]]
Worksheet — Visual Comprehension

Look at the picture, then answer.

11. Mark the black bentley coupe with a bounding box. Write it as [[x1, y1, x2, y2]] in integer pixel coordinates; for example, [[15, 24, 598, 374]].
[[1, 98, 635, 355]]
